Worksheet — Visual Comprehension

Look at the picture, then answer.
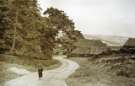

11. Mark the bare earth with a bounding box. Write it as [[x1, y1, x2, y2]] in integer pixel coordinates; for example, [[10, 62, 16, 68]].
[[4, 56, 79, 86]]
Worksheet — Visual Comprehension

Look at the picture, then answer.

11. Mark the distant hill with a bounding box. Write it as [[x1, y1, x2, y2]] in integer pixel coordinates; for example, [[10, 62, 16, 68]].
[[84, 34, 128, 46]]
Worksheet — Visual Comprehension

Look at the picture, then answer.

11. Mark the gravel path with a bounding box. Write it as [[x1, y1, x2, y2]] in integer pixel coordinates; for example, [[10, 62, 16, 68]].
[[4, 56, 79, 86]]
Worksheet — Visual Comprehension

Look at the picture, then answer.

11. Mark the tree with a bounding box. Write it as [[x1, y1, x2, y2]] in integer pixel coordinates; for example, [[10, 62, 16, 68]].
[[38, 17, 58, 58], [44, 7, 84, 55], [7, 0, 41, 55], [0, 0, 10, 53], [44, 7, 75, 32]]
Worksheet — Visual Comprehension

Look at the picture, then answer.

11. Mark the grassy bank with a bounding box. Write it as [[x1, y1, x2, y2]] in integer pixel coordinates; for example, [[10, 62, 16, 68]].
[[67, 54, 135, 86]]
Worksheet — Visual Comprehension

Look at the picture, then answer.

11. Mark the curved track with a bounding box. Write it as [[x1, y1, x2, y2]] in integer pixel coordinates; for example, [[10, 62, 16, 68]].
[[5, 56, 79, 86]]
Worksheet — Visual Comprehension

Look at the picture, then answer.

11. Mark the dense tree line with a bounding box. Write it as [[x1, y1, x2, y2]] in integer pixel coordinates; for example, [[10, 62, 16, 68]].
[[0, 0, 83, 59], [0, 0, 10, 53]]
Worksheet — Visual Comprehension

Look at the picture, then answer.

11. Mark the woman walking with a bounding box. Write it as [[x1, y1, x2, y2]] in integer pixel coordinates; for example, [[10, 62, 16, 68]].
[[38, 64, 43, 79]]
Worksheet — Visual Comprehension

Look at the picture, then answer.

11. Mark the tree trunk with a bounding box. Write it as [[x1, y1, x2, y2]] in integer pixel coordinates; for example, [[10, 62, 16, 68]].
[[10, 11, 18, 54]]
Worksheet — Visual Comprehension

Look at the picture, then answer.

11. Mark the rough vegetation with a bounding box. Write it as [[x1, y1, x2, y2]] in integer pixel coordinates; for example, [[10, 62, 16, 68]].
[[120, 38, 135, 54], [69, 39, 109, 57], [67, 53, 135, 86]]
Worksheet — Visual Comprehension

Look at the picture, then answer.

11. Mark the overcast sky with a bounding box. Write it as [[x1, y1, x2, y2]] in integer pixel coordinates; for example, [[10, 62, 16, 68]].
[[38, 0, 135, 37]]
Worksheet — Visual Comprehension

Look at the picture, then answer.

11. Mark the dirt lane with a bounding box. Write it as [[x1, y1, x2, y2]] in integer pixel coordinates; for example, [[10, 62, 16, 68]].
[[4, 56, 79, 86]]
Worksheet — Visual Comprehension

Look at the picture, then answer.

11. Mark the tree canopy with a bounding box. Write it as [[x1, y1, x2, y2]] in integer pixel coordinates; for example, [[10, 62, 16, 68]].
[[0, 1, 84, 59]]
